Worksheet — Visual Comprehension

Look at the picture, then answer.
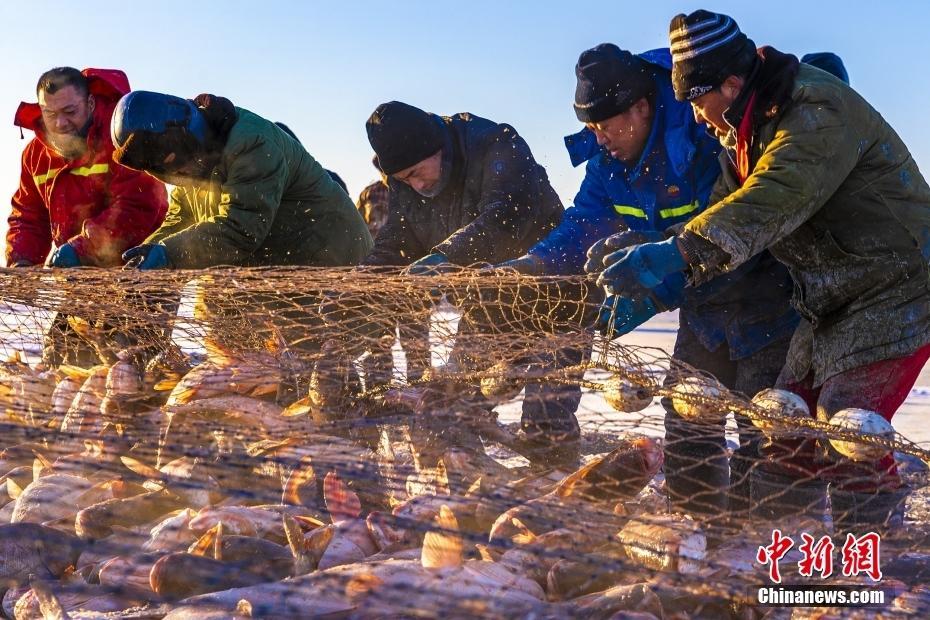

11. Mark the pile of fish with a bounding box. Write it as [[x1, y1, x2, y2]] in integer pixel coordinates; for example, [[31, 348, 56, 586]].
[[0, 347, 927, 619]]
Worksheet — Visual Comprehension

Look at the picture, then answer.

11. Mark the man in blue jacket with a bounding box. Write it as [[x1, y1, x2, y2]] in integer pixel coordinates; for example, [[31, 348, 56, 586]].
[[502, 44, 799, 517]]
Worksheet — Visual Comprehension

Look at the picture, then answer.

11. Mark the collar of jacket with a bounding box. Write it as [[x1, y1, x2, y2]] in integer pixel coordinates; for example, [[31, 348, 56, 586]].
[[564, 48, 695, 178], [193, 93, 239, 149], [722, 46, 800, 139], [14, 68, 130, 145]]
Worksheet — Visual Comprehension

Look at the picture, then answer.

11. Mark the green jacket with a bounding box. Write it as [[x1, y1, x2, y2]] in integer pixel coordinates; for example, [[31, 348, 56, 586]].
[[146, 109, 373, 267], [685, 63, 930, 386]]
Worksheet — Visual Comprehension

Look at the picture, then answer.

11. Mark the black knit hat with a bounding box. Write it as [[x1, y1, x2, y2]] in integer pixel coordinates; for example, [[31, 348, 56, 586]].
[[366, 101, 444, 175], [669, 10, 757, 101], [573, 44, 656, 123]]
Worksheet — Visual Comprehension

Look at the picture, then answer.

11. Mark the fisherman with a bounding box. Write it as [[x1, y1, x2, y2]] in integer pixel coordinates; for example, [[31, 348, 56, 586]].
[[497, 44, 798, 517], [7, 67, 168, 366], [112, 91, 373, 376], [113, 92, 371, 270], [600, 9, 930, 531], [361, 101, 569, 463], [356, 156, 391, 240]]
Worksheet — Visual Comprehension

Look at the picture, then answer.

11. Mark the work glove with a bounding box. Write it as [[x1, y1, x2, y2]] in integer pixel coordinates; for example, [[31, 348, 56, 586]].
[[47, 243, 81, 268], [596, 269, 685, 337], [597, 295, 657, 337], [492, 254, 547, 276], [584, 230, 667, 275], [122, 244, 171, 270], [597, 237, 687, 295], [404, 253, 454, 276]]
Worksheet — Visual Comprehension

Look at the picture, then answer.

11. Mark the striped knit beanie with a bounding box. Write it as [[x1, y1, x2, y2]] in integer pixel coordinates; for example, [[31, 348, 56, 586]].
[[669, 10, 756, 101]]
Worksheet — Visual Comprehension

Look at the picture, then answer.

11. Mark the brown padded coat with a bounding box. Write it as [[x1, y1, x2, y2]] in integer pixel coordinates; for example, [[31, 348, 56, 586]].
[[684, 63, 930, 385]]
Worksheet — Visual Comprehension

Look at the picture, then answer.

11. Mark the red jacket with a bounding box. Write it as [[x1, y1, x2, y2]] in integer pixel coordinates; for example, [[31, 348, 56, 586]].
[[8, 69, 167, 267]]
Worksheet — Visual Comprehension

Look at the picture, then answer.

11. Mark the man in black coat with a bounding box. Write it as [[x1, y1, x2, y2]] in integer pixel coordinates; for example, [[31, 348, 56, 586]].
[[362, 101, 585, 464]]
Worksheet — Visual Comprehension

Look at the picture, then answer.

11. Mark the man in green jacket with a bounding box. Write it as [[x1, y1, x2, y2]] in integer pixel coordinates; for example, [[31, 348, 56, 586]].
[[111, 91, 373, 368], [112, 92, 372, 268], [599, 10, 930, 531]]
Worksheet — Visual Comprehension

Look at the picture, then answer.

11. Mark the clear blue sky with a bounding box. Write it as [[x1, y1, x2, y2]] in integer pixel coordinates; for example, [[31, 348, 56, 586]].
[[2, 1, 928, 248]]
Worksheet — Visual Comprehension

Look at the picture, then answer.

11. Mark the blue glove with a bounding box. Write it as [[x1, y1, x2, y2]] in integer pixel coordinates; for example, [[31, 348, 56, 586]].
[[584, 230, 667, 275], [122, 244, 170, 270], [597, 296, 657, 337], [48, 243, 81, 268], [493, 255, 547, 276], [597, 237, 687, 295], [405, 253, 451, 276]]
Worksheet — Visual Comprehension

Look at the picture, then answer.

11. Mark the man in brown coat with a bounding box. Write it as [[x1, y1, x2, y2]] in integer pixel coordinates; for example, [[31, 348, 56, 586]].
[[599, 10, 930, 531]]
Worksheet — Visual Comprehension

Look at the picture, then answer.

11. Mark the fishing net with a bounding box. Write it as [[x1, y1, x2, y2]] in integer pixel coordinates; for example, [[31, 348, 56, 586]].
[[0, 265, 927, 619]]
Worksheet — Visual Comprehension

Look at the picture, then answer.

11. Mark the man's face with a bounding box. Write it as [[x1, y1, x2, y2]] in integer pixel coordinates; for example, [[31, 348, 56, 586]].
[[148, 150, 216, 187], [585, 98, 653, 164], [39, 85, 94, 160], [392, 150, 443, 196], [689, 77, 743, 141]]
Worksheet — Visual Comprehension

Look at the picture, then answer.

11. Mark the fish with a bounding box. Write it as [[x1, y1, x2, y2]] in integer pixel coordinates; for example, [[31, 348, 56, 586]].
[[50, 375, 85, 429], [178, 502, 545, 617], [884, 552, 930, 586], [188, 506, 289, 542], [616, 514, 707, 575], [3, 365, 57, 426], [60, 366, 109, 441], [149, 552, 267, 600], [312, 472, 378, 570], [11, 473, 117, 525], [488, 437, 661, 544], [281, 456, 317, 509], [551, 436, 663, 502], [545, 541, 631, 601], [304, 340, 353, 424], [161, 601, 252, 620], [74, 488, 186, 540], [163, 396, 290, 435], [165, 356, 280, 408], [143, 346, 200, 395], [214, 535, 294, 581], [560, 582, 663, 619], [18, 577, 155, 619], [105, 350, 145, 400], [121, 456, 221, 509], [142, 509, 198, 553], [97, 552, 164, 592], [0, 523, 86, 585], [0, 465, 34, 501], [392, 492, 483, 544], [284, 513, 334, 575]]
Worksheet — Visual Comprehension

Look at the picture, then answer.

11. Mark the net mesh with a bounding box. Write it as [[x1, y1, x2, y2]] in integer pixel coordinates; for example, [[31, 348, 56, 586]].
[[0, 266, 927, 618]]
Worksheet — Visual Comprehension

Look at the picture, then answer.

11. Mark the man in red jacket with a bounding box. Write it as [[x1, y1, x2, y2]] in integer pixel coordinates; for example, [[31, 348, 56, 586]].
[[8, 67, 168, 365]]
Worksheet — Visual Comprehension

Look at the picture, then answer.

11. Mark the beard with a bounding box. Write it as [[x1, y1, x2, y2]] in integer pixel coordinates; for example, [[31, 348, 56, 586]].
[[46, 116, 93, 161], [414, 157, 453, 198], [47, 132, 88, 160]]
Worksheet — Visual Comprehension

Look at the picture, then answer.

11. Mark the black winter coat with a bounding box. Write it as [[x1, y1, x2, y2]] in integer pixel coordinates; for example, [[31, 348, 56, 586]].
[[363, 113, 562, 266]]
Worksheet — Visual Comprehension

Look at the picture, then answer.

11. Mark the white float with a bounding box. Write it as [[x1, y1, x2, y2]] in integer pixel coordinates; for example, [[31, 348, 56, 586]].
[[670, 376, 724, 422], [750, 388, 810, 436], [829, 408, 895, 461]]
